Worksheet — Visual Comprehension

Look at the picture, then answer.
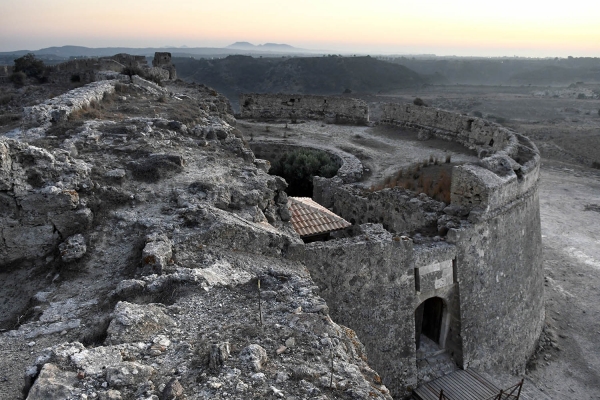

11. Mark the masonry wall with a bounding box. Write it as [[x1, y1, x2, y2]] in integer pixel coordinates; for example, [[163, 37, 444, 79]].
[[304, 225, 417, 398], [381, 103, 518, 157], [304, 225, 465, 398], [448, 188, 544, 374], [330, 185, 445, 234], [240, 93, 369, 125]]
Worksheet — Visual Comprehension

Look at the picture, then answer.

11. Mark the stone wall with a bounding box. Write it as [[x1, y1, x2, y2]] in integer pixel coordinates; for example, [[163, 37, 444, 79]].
[[304, 225, 418, 398], [304, 225, 465, 398], [447, 188, 544, 374], [301, 101, 544, 397], [239, 94, 369, 125], [326, 184, 446, 234], [23, 80, 117, 127]]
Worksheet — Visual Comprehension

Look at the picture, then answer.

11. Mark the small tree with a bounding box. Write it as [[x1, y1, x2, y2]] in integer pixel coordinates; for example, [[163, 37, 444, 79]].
[[13, 53, 45, 80]]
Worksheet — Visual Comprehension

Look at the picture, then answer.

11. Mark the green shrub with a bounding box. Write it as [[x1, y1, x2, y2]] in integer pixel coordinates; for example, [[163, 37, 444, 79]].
[[413, 97, 426, 106], [577, 93, 586, 99], [473, 110, 483, 117], [269, 149, 339, 196]]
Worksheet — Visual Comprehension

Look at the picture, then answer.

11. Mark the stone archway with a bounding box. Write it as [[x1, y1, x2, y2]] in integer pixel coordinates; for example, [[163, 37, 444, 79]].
[[415, 297, 446, 350]]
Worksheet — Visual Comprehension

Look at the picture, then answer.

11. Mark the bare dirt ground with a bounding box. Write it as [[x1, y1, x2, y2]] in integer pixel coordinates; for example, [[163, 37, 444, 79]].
[[239, 84, 600, 399]]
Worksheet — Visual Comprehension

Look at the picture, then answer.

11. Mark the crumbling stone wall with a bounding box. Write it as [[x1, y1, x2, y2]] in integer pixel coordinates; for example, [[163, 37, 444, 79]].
[[304, 225, 417, 397], [48, 52, 176, 84], [239, 94, 369, 125], [314, 181, 446, 234], [151, 52, 177, 80]]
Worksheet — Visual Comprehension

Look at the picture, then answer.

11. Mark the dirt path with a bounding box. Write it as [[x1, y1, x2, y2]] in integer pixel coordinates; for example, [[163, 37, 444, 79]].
[[527, 160, 600, 399]]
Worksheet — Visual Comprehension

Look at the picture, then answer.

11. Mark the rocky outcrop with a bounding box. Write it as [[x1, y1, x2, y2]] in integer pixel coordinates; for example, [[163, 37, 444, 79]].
[[1, 78, 392, 400]]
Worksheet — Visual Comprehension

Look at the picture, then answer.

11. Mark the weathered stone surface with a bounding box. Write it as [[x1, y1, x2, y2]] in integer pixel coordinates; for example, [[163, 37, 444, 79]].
[[141, 233, 172, 274], [239, 344, 268, 371], [26, 363, 77, 400], [106, 302, 175, 344], [58, 234, 86, 262]]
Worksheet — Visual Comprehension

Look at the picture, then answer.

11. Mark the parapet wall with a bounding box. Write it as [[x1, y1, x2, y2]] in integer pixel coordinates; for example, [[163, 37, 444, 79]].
[[240, 93, 369, 125], [381, 103, 540, 218], [328, 184, 446, 234]]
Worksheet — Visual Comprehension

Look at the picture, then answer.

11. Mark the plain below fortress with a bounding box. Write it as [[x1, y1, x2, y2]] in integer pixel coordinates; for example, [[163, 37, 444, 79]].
[[239, 93, 369, 125], [250, 95, 544, 398]]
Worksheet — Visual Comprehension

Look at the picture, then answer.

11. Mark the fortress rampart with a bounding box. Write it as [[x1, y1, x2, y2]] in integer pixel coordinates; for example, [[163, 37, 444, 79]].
[[239, 93, 369, 125], [259, 100, 544, 398]]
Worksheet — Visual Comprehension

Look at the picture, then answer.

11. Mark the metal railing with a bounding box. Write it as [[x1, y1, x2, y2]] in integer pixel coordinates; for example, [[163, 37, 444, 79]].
[[437, 378, 524, 400]]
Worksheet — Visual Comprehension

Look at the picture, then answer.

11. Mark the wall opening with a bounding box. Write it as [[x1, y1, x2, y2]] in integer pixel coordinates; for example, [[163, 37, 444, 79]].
[[415, 297, 445, 350]]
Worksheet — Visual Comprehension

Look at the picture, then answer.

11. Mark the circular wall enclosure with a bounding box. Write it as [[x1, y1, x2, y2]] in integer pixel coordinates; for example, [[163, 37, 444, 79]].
[[297, 101, 544, 397]]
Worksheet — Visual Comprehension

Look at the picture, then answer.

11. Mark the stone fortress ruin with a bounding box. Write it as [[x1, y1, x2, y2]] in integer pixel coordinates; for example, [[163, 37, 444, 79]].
[[239, 93, 544, 398], [0, 56, 545, 399]]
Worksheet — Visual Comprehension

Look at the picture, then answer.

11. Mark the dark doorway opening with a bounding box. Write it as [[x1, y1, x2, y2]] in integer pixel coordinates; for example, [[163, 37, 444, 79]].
[[415, 297, 444, 350]]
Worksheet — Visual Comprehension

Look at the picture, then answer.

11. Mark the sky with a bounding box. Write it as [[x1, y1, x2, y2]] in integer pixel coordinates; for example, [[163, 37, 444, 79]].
[[1, 0, 599, 57]]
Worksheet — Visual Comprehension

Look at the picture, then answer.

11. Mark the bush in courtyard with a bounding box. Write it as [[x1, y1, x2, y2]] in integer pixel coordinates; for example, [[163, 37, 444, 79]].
[[270, 149, 339, 196]]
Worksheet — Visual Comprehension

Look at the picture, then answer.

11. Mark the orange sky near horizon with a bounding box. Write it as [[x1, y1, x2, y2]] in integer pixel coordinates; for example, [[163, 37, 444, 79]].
[[1, 0, 599, 57]]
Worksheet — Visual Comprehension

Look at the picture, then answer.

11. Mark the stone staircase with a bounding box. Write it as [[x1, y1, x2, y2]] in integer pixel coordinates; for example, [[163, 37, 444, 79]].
[[416, 335, 459, 386]]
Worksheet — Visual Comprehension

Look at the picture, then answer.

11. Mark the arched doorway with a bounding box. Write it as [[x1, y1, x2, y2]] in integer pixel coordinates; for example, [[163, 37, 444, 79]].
[[415, 297, 445, 350]]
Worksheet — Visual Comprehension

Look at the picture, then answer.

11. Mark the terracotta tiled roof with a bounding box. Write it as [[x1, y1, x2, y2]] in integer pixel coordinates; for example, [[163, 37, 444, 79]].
[[288, 197, 351, 238]]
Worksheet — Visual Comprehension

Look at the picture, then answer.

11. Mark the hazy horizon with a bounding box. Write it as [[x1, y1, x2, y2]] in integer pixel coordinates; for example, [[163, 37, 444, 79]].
[[1, 0, 599, 58]]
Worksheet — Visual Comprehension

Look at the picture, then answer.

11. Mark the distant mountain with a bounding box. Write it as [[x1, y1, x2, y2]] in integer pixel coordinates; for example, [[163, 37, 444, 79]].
[[227, 42, 257, 50], [226, 42, 305, 52], [174, 55, 424, 108]]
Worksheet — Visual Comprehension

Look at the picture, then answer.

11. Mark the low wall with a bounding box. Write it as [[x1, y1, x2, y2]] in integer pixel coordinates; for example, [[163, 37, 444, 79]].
[[23, 80, 117, 127], [328, 184, 446, 234], [240, 93, 369, 125]]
